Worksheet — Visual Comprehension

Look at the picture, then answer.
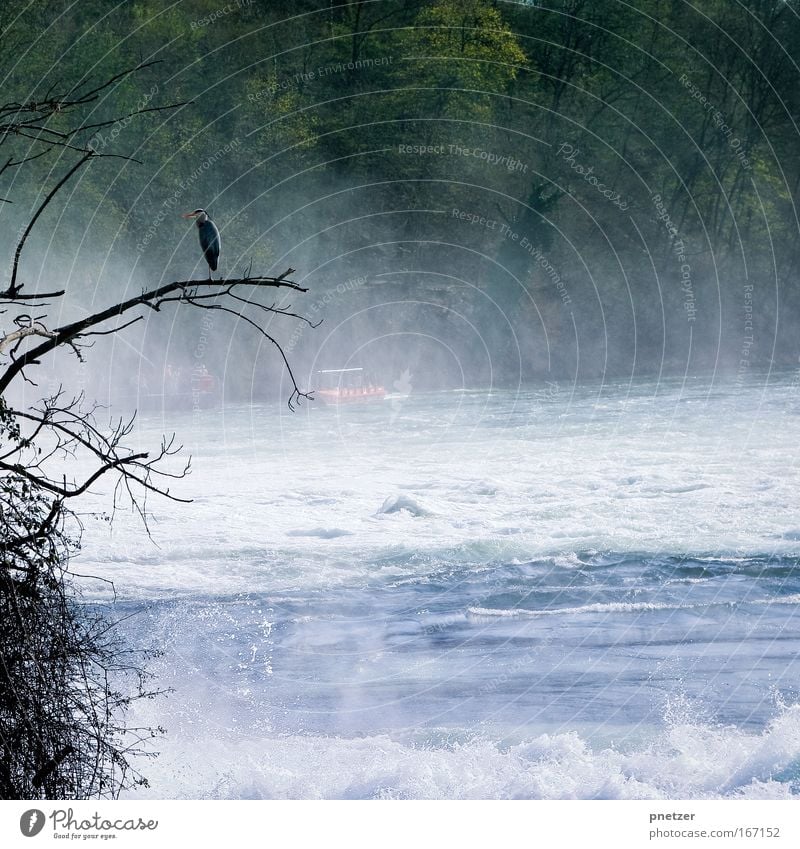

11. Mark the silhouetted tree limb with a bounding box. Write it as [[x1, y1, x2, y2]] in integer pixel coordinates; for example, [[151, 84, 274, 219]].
[[0, 60, 187, 159], [0, 61, 317, 801], [0, 272, 315, 408]]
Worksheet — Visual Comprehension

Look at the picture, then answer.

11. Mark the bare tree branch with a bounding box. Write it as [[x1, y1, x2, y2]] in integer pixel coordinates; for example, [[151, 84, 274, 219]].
[[0, 272, 312, 403], [5, 151, 94, 298], [0, 323, 55, 354], [0, 60, 319, 801]]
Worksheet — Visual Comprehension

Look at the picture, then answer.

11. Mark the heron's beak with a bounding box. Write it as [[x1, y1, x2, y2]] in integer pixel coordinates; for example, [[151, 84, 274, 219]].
[[182, 212, 197, 218]]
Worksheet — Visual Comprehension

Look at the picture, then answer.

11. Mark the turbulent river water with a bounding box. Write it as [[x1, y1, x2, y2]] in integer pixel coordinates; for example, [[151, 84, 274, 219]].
[[76, 373, 800, 799]]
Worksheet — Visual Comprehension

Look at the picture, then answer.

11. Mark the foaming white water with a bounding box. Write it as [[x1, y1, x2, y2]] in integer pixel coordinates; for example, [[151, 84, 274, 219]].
[[468, 595, 800, 618], [77, 377, 800, 599], [128, 703, 800, 800], [73, 375, 800, 798], [467, 601, 709, 618]]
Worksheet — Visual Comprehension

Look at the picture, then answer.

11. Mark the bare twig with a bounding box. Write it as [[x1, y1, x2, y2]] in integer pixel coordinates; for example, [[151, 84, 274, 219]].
[[6, 152, 94, 297], [0, 272, 310, 399]]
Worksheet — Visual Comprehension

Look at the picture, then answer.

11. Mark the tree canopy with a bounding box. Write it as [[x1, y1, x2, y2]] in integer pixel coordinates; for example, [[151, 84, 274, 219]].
[[2, 0, 798, 390]]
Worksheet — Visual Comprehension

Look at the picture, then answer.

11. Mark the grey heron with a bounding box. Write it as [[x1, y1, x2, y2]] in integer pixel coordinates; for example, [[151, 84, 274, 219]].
[[182, 208, 220, 279]]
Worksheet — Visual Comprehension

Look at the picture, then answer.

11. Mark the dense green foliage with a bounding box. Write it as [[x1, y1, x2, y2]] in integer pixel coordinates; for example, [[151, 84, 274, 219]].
[[2, 0, 799, 392], [1, 0, 798, 799]]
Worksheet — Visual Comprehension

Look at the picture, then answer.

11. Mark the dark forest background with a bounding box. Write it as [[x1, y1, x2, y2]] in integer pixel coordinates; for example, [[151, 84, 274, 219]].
[[2, 0, 799, 399]]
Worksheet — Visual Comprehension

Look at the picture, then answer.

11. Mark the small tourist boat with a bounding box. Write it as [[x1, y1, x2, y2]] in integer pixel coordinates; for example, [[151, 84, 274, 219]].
[[315, 367, 385, 404]]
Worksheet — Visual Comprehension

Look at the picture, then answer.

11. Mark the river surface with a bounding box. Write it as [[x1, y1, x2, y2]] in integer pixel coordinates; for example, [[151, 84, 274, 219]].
[[76, 373, 800, 798]]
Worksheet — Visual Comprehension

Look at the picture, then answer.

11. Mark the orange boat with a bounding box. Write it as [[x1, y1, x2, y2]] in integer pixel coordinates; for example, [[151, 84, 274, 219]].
[[315, 368, 385, 404]]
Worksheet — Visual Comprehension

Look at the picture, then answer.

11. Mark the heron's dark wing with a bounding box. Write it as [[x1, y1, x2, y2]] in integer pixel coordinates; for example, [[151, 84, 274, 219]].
[[198, 220, 221, 271]]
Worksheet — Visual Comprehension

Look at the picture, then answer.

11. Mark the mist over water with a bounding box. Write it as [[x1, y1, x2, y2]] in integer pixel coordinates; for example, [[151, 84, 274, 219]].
[[4, 0, 800, 804], [74, 374, 800, 799]]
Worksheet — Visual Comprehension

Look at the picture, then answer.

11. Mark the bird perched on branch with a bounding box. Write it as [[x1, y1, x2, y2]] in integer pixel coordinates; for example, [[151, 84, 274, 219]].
[[182, 208, 220, 279]]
